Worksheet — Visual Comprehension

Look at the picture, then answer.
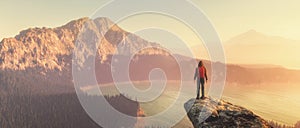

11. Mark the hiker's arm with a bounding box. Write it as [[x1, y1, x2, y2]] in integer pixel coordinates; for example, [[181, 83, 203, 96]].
[[194, 68, 197, 80], [205, 67, 208, 81]]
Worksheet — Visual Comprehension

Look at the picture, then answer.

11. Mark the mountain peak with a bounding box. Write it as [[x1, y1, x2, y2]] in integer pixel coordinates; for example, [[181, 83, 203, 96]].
[[245, 29, 258, 34], [230, 29, 265, 42], [227, 29, 298, 45], [93, 17, 114, 23], [242, 29, 267, 37], [59, 17, 90, 29], [59, 17, 115, 30]]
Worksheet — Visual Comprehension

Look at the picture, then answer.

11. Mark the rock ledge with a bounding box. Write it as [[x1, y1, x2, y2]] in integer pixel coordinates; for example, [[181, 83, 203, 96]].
[[184, 98, 271, 128]]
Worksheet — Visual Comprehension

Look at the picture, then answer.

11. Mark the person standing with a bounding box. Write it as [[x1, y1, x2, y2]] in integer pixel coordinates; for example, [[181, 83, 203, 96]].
[[194, 61, 208, 100]]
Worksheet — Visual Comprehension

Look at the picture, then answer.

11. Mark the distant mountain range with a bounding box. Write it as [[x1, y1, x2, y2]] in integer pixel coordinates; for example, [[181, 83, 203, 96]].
[[224, 29, 300, 69], [0, 17, 300, 94]]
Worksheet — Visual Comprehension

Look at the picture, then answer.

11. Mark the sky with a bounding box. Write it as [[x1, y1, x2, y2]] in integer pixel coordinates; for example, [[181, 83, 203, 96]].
[[1, 0, 299, 41], [1, 0, 300, 68]]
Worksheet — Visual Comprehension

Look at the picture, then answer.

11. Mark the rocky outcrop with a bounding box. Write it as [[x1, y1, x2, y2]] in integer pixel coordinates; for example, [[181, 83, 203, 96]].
[[184, 98, 271, 128]]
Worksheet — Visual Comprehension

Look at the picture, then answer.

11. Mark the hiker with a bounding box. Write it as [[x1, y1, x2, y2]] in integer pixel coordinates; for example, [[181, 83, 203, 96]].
[[194, 61, 208, 99]]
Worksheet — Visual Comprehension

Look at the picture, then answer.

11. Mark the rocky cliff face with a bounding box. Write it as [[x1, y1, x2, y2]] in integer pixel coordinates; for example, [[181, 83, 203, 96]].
[[184, 98, 271, 128], [0, 17, 171, 93], [0, 17, 168, 70]]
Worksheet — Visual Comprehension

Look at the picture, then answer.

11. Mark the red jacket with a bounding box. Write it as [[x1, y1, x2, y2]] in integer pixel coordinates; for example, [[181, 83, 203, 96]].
[[199, 66, 206, 78]]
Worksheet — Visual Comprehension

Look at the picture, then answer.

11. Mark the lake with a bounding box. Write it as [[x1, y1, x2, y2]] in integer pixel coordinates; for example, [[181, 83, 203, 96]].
[[222, 83, 300, 126], [83, 81, 300, 127]]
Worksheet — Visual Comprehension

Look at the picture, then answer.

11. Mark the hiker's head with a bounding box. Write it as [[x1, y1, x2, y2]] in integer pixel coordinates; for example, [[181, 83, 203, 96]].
[[198, 61, 203, 67]]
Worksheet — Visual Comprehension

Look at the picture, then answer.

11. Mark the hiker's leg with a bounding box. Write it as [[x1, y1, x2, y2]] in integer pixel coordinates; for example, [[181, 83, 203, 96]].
[[196, 78, 200, 99], [200, 78, 205, 98]]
